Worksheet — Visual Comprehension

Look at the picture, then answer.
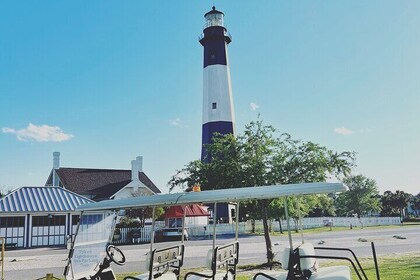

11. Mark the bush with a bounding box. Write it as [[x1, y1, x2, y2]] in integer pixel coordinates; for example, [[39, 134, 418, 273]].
[[116, 217, 142, 228]]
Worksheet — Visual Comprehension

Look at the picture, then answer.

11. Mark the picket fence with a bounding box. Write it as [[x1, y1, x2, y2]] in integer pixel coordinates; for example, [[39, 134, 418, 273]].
[[111, 217, 401, 245]]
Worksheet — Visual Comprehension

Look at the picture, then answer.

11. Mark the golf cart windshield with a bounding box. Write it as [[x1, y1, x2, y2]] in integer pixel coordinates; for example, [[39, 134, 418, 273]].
[[65, 211, 117, 280]]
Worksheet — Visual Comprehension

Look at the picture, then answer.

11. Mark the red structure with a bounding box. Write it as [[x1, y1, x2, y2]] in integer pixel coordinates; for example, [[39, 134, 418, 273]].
[[164, 205, 209, 218]]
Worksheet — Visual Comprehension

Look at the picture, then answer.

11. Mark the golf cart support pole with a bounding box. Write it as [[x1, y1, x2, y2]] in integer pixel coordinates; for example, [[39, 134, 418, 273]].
[[284, 196, 293, 254], [296, 196, 304, 244], [235, 202, 239, 241], [150, 207, 156, 256], [0, 237, 4, 280], [181, 205, 187, 243], [213, 202, 217, 251], [371, 242, 380, 280]]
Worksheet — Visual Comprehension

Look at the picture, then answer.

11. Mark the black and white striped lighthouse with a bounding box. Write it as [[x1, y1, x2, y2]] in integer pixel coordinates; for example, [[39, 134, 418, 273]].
[[200, 6, 236, 161]]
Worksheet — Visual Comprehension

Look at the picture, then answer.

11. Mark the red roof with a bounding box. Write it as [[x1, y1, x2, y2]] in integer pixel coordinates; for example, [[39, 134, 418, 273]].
[[164, 204, 209, 218]]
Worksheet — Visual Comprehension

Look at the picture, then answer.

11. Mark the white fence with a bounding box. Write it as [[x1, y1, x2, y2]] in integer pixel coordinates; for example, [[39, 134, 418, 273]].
[[112, 221, 165, 245], [112, 217, 401, 244], [258, 216, 401, 233]]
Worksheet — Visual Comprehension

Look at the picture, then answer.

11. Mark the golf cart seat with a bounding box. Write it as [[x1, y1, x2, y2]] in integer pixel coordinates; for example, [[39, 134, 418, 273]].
[[254, 243, 351, 280], [185, 241, 239, 280], [253, 247, 290, 280], [124, 244, 184, 280]]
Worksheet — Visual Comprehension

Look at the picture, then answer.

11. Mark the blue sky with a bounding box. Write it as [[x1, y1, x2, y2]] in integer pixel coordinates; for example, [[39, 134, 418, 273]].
[[1, 1, 419, 195]]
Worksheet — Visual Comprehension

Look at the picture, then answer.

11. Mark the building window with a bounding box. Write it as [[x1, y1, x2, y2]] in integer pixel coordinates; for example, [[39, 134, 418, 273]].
[[168, 218, 183, 228], [31, 215, 66, 247], [212, 102, 217, 109], [0, 216, 25, 247]]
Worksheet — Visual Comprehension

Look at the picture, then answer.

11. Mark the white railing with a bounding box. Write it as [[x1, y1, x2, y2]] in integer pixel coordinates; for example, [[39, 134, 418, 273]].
[[112, 221, 165, 245], [249, 217, 401, 233]]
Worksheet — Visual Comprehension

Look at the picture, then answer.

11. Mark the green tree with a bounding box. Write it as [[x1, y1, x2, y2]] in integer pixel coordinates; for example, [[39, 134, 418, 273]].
[[410, 193, 420, 216], [381, 191, 400, 217], [169, 119, 355, 264], [124, 207, 165, 227], [380, 190, 411, 219], [394, 190, 411, 219], [335, 175, 380, 218], [308, 194, 336, 217]]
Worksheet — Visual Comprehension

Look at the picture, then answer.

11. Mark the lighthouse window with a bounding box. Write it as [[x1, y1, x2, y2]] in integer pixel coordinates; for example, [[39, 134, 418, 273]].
[[212, 102, 217, 109]]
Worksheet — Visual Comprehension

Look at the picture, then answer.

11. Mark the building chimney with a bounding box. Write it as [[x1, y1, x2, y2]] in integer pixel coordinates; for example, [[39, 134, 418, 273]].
[[136, 156, 143, 173], [131, 160, 139, 181], [53, 152, 60, 169]]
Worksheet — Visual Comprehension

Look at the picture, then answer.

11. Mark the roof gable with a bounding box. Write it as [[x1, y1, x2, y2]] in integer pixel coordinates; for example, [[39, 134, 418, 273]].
[[0, 186, 93, 212], [51, 168, 160, 200]]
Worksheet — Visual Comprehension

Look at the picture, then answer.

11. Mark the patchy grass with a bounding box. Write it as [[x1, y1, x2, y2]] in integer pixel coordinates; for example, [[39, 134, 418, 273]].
[[315, 253, 420, 279], [115, 272, 141, 280], [253, 223, 420, 236]]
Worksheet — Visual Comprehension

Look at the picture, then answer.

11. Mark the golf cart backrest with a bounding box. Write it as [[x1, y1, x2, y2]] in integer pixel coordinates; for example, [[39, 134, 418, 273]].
[[146, 244, 185, 271], [184, 241, 239, 280], [124, 244, 185, 280], [297, 243, 319, 272], [205, 241, 239, 270]]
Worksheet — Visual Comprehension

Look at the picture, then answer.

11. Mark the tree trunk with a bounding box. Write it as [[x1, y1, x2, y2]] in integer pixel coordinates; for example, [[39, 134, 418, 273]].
[[262, 201, 274, 263], [277, 216, 283, 234], [293, 219, 299, 233], [251, 219, 256, 233]]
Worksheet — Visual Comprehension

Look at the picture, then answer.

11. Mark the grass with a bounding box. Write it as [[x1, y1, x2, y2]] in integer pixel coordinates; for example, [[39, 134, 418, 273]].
[[252, 223, 420, 236], [314, 253, 420, 279], [114, 253, 420, 279]]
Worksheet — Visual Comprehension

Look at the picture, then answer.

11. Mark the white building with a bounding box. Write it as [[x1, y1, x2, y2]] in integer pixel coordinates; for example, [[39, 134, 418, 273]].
[[45, 153, 161, 201], [0, 186, 92, 248]]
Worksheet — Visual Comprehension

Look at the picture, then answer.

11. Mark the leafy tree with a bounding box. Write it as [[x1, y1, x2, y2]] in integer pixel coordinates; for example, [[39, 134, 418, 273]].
[[121, 190, 165, 227], [381, 191, 400, 216], [380, 190, 411, 219], [0, 186, 14, 198], [394, 190, 411, 219], [124, 207, 165, 227], [335, 175, 380, 218], [307, 194, 336, 217], [410, 193, 420, 216], [169, 119, 355, 264]]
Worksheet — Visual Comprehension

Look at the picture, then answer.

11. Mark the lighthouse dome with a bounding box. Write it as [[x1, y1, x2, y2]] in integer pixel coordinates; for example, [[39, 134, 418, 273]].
[[204, 6, 225, 29]]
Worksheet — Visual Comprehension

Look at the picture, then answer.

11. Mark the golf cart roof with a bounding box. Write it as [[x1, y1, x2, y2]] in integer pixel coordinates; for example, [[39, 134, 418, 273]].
[[77, 182, 345, 212]]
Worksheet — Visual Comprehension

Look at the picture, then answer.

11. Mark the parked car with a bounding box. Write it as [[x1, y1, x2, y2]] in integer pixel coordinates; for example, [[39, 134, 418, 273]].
[[154, 227, 189, 242]]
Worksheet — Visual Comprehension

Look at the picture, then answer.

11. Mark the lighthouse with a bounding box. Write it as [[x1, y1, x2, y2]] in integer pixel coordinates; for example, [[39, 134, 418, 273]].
[[200, 6, 236, 161]]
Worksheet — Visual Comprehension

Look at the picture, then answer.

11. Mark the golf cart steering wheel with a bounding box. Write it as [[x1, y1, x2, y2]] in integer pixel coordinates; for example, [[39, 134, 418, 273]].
[[106, 244, 126, 265]]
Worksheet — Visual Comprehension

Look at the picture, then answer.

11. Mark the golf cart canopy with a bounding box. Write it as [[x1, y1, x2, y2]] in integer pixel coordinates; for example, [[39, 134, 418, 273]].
[[77, 182, 346, 211]]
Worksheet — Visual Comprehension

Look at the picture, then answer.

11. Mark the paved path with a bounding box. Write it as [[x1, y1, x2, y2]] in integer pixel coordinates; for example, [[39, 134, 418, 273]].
[[3, 225, 419, 279]]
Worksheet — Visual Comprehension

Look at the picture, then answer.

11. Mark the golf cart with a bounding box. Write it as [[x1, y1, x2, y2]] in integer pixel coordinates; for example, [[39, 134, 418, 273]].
[[64, 182, 379, 280]]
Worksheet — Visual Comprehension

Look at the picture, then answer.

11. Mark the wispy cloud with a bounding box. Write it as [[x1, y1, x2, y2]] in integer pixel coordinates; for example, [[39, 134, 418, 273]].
[[169, 118, 182, 126], [169, 118, 189, 128], [250, 102, 259, 111], [334, 126, 354, 136], [2, 123, 74, 142]]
